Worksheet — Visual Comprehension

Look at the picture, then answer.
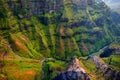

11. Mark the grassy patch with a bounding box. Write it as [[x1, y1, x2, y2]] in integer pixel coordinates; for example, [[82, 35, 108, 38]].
[[81, 58, 105, 80], [1, 58, 42, 80], [43, 59, 67, 80], [103, 55, 120, 71]]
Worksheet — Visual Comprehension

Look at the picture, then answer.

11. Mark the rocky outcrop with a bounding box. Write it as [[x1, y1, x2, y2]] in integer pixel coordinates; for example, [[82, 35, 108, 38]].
[[90, 56, 120, 80], [53, 57, 91, 80], [8, 0, 64, 16]]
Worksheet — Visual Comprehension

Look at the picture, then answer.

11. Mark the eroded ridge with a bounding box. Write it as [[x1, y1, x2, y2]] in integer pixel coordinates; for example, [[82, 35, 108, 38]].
[[90, 56, 120, 80], [53, 57, 91, 80]]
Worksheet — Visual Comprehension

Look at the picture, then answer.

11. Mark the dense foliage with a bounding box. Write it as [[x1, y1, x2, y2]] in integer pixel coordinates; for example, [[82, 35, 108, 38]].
[[0, 0, 120, 80]]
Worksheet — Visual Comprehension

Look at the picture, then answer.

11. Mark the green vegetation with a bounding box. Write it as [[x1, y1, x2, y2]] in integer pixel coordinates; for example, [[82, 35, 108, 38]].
[[43, 59, 66, 80], [0, 58, 42, 80], [0, 0, 120, 80], [0, 0, 118, 60], [101, 42, 120, 71], [103, 55, 120, 71], [81, 58, 105, 80]]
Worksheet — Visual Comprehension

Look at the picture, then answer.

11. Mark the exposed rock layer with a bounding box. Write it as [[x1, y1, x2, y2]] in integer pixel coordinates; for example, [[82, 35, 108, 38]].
[[2, 0, 120, 59], [90, 56, 120, 80], [53, 57, 91, 80]]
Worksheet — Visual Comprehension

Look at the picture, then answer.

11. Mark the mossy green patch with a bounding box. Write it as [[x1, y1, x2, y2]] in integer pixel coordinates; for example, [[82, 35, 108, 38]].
[[81, 58, 105, 80], [103, 55, 120, 71], [1, 58, 42, 80], [43, 59, 67, 80]]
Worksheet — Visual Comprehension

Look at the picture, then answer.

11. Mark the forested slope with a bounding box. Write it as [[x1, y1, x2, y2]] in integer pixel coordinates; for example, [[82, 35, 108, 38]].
[[0, 0, 120, 80]]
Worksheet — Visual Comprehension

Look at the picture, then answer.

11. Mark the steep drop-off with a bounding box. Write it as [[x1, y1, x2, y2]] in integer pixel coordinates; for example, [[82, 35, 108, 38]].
[[53, 57, 91, 80], [1, 0, 120, 60], [0, 0, 120, 80]]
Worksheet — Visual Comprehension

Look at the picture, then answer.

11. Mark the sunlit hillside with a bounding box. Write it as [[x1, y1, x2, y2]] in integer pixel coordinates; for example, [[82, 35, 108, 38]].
[[0, 0, 120, 80]]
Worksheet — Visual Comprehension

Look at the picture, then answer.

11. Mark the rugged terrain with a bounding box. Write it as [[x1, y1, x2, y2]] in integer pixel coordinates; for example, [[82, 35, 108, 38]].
[[53, 56, 91, 80], [0, 0, 120, 80]]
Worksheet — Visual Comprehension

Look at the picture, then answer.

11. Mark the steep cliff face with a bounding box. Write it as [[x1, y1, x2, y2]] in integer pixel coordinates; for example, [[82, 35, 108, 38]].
[[99, 42, 120, 72], [90, 56, 120, 80], [1, 0, 120, 80], [53, 57, 91, 80], [1, 0, 120, 59]]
